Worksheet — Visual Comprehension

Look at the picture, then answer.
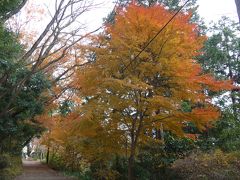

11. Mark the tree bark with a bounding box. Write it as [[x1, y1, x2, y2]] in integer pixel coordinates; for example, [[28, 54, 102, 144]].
[[128, 113, 144, 180], [46, 147, 50, 164], [235, 0, 240, 23], [128, 154, 134, 180]]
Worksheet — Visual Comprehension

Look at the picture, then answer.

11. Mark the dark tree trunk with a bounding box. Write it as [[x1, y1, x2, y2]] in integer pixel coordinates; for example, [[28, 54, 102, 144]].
[[27, 143, 31, 157], [235, 0, 240, 23], [128, 154, 134, 180], [46, 147, 50, 164]]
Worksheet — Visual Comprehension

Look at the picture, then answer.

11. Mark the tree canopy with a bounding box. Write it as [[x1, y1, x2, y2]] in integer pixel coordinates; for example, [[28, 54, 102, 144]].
[[46, 3, 232, 179]]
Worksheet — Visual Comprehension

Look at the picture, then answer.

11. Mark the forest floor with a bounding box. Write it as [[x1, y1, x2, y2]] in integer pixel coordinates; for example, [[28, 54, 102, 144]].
[[15, 160, 75, 180]]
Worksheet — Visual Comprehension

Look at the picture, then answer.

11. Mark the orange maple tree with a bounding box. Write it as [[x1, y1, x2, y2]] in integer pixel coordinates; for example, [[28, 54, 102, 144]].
[[74, 3, 233, 178], [41, 3, 233, 179]]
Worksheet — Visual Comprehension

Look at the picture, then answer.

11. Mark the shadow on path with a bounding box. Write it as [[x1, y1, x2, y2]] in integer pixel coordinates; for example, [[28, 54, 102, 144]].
[[15, 160, 75, 180]]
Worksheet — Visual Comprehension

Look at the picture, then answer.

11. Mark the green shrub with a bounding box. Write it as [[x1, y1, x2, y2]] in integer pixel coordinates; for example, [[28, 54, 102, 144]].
[[48, 153, 66, 171], [0, 153, 23, 180], [172, 149, 240, 180], [0, 155, 9, 169]]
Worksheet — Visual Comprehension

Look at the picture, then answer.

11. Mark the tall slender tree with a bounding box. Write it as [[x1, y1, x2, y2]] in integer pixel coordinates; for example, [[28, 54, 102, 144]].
[[77, 3, 232, 179], [199, 17, 240, 119], [235, 0, 240, 23]]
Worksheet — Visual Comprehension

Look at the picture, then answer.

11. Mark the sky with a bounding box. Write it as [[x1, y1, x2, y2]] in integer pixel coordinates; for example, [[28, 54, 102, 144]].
[[79, 0, 239, 31], [16, 0, 239, 36], [198, 0, 238, 23]]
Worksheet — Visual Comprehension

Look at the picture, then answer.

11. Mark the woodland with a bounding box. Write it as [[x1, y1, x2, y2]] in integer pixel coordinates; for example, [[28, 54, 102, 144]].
[[0, 0, 240, 179]]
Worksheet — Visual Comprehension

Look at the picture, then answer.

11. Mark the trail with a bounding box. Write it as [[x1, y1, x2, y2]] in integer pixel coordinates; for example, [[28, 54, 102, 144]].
[[15, 160, 75, 180]]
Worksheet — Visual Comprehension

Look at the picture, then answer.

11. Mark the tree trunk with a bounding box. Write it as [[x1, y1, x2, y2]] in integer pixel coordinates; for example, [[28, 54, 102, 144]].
[[46, 147, 50, 164], [235, 0, 240, 23], [160, 123, 164, 143], [27, 143, 31, 157], [128, 130, 137, 180], [128, 154, 134, 180], [127, 106, 144, 180]]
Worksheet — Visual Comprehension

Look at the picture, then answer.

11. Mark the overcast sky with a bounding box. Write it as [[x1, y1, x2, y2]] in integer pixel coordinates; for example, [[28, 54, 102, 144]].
[[20, 0, 239, 35], [198, 0, 238, 23], [82, 0, 239, 31]]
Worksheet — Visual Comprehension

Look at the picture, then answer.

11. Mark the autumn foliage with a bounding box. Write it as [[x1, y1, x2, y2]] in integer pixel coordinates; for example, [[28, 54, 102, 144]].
[[42, 3, 233, 179]]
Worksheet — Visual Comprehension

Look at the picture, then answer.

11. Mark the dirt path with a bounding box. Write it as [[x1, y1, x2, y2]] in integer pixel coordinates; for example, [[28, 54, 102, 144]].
[[15, 160, 75, 180]]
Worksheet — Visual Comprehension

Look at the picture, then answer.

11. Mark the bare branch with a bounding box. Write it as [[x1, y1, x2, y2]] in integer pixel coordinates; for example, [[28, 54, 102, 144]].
[[21, 0, 65, 61]]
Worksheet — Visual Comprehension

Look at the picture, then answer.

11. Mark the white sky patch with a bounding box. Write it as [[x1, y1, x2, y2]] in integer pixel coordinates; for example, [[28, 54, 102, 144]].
[[81, 0, 238, 29], [42, 0, 115, 32], [197, 0, 238, 24], [15, 0, 239, 35], [79, 0, 115, 31], [83, 0, 239, 29], [12, 0, 115, 35]]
